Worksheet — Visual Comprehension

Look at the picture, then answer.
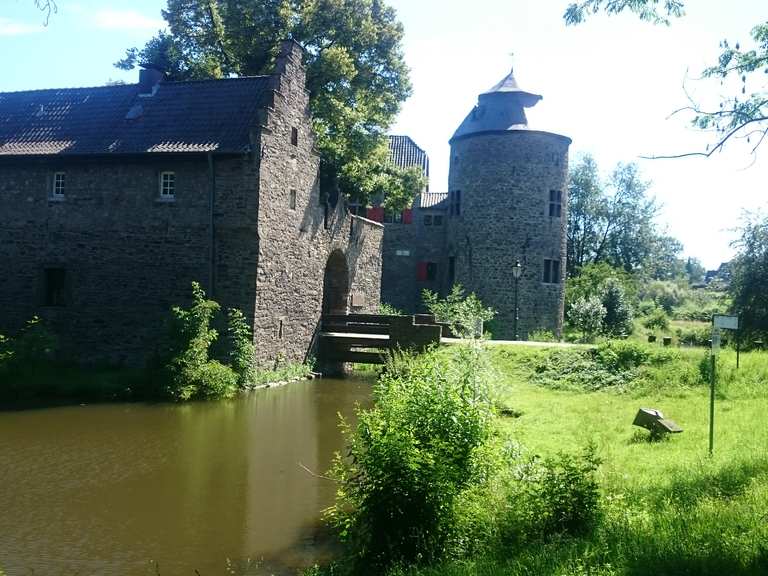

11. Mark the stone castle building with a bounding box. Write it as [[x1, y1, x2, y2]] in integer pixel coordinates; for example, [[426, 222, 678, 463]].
[[0, 40, 383, 366], [380, 69, 571, 338]]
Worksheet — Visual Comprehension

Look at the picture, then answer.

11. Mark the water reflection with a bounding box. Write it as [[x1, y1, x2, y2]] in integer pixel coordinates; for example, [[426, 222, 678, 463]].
[[0, 377, 371, 575]]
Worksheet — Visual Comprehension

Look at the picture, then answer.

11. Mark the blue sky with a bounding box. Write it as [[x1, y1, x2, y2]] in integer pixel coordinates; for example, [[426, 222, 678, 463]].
[[2, 0, 766, 269]]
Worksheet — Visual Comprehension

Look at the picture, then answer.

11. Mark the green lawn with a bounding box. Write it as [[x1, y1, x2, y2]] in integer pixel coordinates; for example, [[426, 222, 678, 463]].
[[401, 344, 768, 576]]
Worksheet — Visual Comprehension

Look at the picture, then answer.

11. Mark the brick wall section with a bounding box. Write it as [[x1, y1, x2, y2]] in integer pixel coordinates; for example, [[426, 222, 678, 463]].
[[0, 40, 383, 367], [447, 130, 570, 339], [251, 41, 382, 365], [381, 210, 447, 313], [0, 156, 218, 363]]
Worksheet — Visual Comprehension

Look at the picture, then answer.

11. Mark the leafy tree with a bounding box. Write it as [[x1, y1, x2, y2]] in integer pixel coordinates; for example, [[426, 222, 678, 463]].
[[565, 2, 768, 158], [568, 296, 606, 342], [685, 256, 706, 284], [730, 212, 768, 338], [600, 278, 634, 337], [116, 0, 422, 211], [567, 156, 676, 277], [566, 261, 638, 311], [644, 233, 686, 281]]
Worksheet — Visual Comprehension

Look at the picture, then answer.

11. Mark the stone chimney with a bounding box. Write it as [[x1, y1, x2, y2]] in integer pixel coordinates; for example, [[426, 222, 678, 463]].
[[138, 67, 165, 96]]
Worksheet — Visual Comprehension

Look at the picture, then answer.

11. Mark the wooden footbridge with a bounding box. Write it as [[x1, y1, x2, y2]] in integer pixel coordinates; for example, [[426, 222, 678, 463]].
[[316, 313, 444, 367]]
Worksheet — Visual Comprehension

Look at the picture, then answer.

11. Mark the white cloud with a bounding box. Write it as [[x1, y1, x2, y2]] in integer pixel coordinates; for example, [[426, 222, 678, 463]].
[[91, 9, 165, 31], [0, 17, 42, 36]]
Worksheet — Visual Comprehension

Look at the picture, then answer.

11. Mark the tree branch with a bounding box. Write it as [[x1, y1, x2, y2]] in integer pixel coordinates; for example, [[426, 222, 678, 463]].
[[34, 0, 57, 25], [640, 116, 768, 159]]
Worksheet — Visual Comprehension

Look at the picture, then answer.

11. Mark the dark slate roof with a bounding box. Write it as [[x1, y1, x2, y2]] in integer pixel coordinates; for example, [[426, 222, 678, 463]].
[[388, 135, 429, 178], [0, 76, 271, 156], [451, 68, 542, 142], [416, 192, 448, 210]]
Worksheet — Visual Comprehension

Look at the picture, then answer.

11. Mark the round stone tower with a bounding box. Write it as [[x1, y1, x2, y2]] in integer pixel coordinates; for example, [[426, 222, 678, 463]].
[[446, 68, 571, 339]]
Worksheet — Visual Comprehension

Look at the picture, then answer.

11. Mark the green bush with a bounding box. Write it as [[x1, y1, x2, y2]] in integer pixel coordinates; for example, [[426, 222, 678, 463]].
[[422, 284, 495, 339], [642, 280, 685, 313], [567, 296, 606, 342], [594, 340, 649, 372], [326, 347, 495, 571], [528, 445, 602, 537], [161, 282, 240, 401], [532, 348, 629, 391], [676, 326, 712, 347], [642, 307, 669, 331], [379, 302, 403, 316], [224, 307, 255, 387], [600, 278, 634, 337], [529, 329, 557, 342]]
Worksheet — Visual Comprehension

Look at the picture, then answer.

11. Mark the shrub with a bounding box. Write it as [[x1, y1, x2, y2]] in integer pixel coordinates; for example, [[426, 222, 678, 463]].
[[224, 307, 255, 387], [594, 340, 649, 372], [422, 284, 495, 339], [161, 282, 239, 401], [642, 307, 669, 331], [326, 347, 494, 571], [532, 348, 629, 391], [676, 326, 712, 347], [529, 329, 556, 342], [600, 278, 634, 337], [379, 302, 403, 316], [642, 280, 685, 313], [6, 316, 58, 366], [528, 444, 602, 537], [568, 296, 606, 342]]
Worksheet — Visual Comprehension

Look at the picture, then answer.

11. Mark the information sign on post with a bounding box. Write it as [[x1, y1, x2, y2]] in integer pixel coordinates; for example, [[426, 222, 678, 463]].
[[713, 314, 739, 330], [708, 314, 740, 456]]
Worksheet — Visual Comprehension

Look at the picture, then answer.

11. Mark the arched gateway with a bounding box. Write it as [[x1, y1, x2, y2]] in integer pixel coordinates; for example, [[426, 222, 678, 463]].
[[322, 249, 350, 316]]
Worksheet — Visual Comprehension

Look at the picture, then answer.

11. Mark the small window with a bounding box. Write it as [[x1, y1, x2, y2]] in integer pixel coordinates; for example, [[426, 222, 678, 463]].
[[289, 189, 297, 210], [278, 319, 284, 339], [423, 214, 433, 226], [543, 259, 561, 284], [450, 190, 462, 216], [426, 262, 437, 281], [160, 172, 175, 199], [549, 190, 562, 218], [448, 256, 456, 287], [44, 268, 67, 306], [433, 215, 443, 226], [52, 172, 66, 198], [291, 126, 299, 146]]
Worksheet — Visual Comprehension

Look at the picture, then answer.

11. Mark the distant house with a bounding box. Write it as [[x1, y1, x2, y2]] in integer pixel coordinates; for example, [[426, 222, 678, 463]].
[[0, 40, 383, 366]]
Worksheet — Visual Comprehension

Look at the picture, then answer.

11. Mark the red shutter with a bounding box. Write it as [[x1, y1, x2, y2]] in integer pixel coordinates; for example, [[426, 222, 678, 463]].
[[416, 261, 428, 281], [366, 207, 384, 222], [402, 208, 413, 224]]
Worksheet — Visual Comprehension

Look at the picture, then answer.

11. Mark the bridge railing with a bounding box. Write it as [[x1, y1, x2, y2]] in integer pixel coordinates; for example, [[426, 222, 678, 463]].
[[317, 313, 443, 366]]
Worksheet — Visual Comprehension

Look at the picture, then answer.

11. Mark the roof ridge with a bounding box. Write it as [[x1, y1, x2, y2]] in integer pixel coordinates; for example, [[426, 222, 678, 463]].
[[0, 75, 272, 97]]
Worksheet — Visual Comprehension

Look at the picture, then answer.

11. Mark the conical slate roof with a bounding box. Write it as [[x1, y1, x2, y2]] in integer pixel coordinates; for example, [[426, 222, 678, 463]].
[[451, 68, 542, 141]]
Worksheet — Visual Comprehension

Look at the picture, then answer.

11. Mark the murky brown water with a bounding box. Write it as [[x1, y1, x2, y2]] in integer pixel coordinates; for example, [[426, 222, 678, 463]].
[[0, 377, 372, 576]]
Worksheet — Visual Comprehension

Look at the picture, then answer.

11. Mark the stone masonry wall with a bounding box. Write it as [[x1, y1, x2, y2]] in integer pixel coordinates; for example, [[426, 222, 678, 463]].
[[252, 41, 383, 366], [0, 41, 384, 368], [447, 130, 570, 339], [0, 155, 235, 364], [381, 209, 447, 313]]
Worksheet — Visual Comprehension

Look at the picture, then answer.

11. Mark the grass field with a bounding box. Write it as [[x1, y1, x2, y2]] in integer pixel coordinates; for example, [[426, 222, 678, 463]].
[[397, 343, 768, 576]]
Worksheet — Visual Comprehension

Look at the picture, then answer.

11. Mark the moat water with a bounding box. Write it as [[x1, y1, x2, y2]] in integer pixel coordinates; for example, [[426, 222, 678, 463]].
[[0, 377, 372, 575]]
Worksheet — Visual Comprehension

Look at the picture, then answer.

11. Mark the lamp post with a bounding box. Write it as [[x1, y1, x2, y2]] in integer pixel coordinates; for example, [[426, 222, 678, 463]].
[[512, 259, 522, 340]]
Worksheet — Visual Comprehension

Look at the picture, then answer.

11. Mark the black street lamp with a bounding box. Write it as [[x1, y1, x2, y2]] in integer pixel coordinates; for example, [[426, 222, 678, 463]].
[[512, 259, 522, 340]]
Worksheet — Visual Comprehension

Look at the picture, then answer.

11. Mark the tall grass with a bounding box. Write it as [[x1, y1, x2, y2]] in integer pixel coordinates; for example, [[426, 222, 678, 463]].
[[392, 344, 768, 576]]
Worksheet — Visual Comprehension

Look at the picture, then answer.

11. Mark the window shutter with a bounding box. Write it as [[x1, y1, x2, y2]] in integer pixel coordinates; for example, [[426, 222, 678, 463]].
[[402, 208, 413, 224], [417, 261, 428, 281], [366, 207, 384, 222]]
